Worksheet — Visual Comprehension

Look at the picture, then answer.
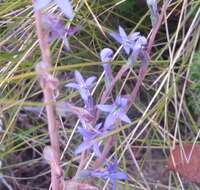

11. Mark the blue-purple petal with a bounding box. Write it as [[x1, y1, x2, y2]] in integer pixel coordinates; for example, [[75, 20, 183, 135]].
[[118, 25, 129, 43], [55, 0, 75, 20], [85, 76, 96, 87], [119, 113, 131, 124], [123, 45, 131, 55], [100, 48, 113, 62], [111, 178, 117, 190], [129, 32, 141, 42], [74, 70, 85, 86], [137, 36, 147, 48], [147, 0, 158, 16], [103, 64, 113, 87], [129, 47, 140, 65], [93, 143, 101, 157], [42, 13, 66, 43], [34, 0, 51, 11], [65, 83, 79, 89], [112, 172, 127, 180], [110, 32, 123, 44], [43, 13, 65, 32], [115, 96, 128, 108], [79, 89, 90, 101], [75, 141, 93, 155], [108, 161, 117, 171], [48, 30, 60, 43], [90, 160, 127, 190], [102, 63, 112, 72], [78, 127, 93, 140], [95, 123, 103, 130], [104, 113, 118, 129], [66, 25, 81, 36], [91, 171, 109, 178], [97, 104, 114, 112]]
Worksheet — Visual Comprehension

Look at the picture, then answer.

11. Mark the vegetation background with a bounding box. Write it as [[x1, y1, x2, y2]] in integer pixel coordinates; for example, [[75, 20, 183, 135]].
[[0, 0, 200, 189]]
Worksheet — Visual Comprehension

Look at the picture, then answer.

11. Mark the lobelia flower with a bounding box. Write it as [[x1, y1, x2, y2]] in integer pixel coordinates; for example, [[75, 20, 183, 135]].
[[128, 35, 147, 66], [100, 48, 113, 63], [110, 26, 147, 67], [65, 70, 96, 104], [34, 0, 75, 20], [110, 26, 141, 55], [97, 96, 131, 129], [42, 13, 80, 51], [75, 123, 103, 157], [146, 0, 159, 26], [91, 160, 127, 190], [100, 48, 114, 87]]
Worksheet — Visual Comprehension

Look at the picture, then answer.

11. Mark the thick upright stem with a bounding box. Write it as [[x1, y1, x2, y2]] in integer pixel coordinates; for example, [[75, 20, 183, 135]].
[[33, 8, 61, 190]]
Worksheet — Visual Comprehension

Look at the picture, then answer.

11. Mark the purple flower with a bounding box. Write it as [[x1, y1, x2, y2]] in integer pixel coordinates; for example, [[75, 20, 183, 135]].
[[100, 48, 114, 87], [75, 123, 103, 156], [42, 14, 80, 50], [146, 0, 159, 26], [34, 0, 74, 20], [110, 26, 147, 66], [55, 0, 74, 20], [97, 96, 131, 129], [100, 48, 113, 62], [91, 160, 127, 190], [128, 35, 147, 66], [110, 26, 141, 55], [147, 0, 158, 16], [65, 71, 96, 102]]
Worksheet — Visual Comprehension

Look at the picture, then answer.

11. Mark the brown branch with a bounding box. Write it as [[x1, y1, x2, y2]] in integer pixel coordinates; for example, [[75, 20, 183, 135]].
[[33, 8, 61, 190]]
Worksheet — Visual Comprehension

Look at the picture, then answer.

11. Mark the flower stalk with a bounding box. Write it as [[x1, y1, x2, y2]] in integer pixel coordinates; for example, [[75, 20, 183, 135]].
[[33, 7, 61, 190]]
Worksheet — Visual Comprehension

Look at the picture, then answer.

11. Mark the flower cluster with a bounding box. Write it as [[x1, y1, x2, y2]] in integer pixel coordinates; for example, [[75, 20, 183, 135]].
[[63, 22, 148, 190], [65, 71, 130, 189], [33, 0, 158, 189]]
